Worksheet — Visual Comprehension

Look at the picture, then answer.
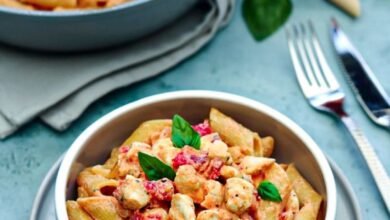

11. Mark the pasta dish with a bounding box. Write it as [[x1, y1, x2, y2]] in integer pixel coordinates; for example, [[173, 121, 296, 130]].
[[66, 108, 323, 220], [0, 0, 131, 11]]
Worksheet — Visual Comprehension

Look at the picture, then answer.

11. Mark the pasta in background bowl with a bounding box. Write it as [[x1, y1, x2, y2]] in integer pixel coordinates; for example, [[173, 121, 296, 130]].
[[0, 0, 197, 51], [0, 0, 132, 11], [55, 90, 337, 220]]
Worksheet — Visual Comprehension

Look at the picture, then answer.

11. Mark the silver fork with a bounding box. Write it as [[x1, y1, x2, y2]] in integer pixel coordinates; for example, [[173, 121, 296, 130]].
[[286, 21, 390, 212]]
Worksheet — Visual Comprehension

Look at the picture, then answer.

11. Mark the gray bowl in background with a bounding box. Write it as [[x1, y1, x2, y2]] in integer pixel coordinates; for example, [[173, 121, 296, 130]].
[[55, 90, 337, 220], [0, 0, 198, 52]]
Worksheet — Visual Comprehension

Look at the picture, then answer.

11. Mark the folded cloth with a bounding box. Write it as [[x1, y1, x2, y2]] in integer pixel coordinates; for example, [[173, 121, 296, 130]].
[[0, 0, 235, 138]]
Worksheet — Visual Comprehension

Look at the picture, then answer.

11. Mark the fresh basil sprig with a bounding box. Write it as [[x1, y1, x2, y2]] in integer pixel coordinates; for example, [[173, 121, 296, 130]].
[[171, 114, 201, 149], [243, 0, 292, 41], [138, 152, 176, 181], [257, 180, 282, 202]]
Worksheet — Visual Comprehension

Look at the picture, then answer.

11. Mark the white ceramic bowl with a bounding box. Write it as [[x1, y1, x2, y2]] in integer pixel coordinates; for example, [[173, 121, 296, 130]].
[[55, 90, 337, 220]]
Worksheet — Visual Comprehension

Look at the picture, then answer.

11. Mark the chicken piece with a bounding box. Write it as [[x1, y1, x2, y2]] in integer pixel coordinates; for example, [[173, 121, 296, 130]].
[[200, 180, 224, 209], [196, 209, 239, 220], [113, 175, 150, 210], [220, 165, 240, 179], [169, 194, 196, 220], [239, 156, 275, 175], [174, 165, 206, 203], [224, 177, 254, 214], [135, 208, 169, 220], [152, 138, 180, 166], [115, 142, 152, 178], [200, 132, 220, 144], [121, 142, 152, 161], [201, 133, 232, 163]]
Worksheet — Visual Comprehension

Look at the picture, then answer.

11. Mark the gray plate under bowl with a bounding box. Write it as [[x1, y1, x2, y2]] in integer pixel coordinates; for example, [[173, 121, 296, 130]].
[[0, 0, 198, 52], [30, 155, 362, 220]]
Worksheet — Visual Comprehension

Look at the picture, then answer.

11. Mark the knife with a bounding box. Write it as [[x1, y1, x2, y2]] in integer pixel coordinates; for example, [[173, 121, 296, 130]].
[[331, 18, 390, 129]]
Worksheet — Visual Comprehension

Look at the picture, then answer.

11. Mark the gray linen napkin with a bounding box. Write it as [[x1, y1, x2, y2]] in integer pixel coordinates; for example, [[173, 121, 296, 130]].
[[0, 0, 235, 138]]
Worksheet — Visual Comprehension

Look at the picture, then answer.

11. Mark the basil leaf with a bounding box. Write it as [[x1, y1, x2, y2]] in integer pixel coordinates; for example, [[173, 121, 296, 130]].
[[171, 114, 201, 149], [257, 180, 282, 202], [242, 0, 292, 41], [138, 152, 176, 181]]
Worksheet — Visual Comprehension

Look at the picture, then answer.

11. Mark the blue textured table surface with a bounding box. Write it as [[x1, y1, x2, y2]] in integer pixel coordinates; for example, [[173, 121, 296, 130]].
[[1, 0, 389, 219]]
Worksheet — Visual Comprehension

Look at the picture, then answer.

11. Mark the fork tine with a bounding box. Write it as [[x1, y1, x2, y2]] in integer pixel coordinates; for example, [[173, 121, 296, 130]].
[[301, 22, 328, 88], [286, 27, 312, 97], [308, 21, 340, 89], [293, 24, 319, 88]]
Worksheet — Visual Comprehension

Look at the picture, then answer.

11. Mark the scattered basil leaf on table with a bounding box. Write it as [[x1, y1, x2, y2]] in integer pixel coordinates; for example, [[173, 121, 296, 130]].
[[171, 114, 201, 149], [242, 0, 292, 41], [257, 180, 282, 202], [138, 152, 176, 181]]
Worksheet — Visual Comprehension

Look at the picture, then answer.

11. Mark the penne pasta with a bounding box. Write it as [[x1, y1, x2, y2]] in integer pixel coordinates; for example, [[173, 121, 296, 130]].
[[0, 0, 32, 9], [286, 164, 323, 220], [66, 108, 323, 220], [77, 196, 128, 220], [261, 136, 275, 157], [122, 119, 172, 146], [21, 0, 76, 9], [66, 201, 92, 220], [77, 169, 118, 197], [77, 187, 89, 198], [103, 147, 119, 170], [258, 163, 292, 219], [210, 108, 255, 155], [105, 0, 124, 8], [0, 0, 132, 10]]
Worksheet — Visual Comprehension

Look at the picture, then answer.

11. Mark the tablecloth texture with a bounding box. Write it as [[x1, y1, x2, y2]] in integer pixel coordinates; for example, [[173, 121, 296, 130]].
[[0, 0, 235, 138]]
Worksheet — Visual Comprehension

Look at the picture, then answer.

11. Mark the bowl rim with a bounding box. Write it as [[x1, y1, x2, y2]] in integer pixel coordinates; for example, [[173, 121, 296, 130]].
[[55, 90, 337, 220], [0, 0, 151, 17]]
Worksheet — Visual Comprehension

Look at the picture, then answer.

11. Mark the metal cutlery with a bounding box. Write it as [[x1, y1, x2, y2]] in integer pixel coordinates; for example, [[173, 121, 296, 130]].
[[286, 21, 390, 212], [330, 18, 390, 129]]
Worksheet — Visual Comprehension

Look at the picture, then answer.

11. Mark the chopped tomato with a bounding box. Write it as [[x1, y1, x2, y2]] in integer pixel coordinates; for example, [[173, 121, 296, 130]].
[[192, 120, 212, 136], [144, 178, 174, 201], [172, 148, 208, 170], [119, 145, 129, 154], [199, 158, 224, 180]]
